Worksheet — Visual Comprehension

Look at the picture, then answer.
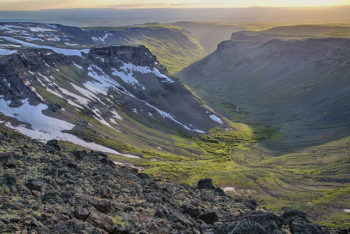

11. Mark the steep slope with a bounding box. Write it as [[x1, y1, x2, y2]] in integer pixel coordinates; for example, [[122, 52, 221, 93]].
[[0, 22, 206, 74], [0, 23, 224, 158], [0, 125, 326, 233], [179, 32, 350, 152], [85, 23, 206, 74]]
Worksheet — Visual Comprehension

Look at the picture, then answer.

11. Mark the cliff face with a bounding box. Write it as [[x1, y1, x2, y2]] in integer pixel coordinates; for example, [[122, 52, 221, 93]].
[[0, 125, 326, 233], [0, 38, 222, 155], [89, 46, 162, 68], [0, 22, 206, 73], [179, 37, 350, 151]]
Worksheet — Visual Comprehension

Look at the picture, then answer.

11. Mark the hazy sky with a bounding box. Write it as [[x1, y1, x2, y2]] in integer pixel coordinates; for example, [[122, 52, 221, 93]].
[[0, 0, 350, 10]]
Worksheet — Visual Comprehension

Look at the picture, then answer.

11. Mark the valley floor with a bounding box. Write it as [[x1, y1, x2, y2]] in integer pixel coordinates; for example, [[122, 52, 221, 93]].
[[109, 128, 350, 229]]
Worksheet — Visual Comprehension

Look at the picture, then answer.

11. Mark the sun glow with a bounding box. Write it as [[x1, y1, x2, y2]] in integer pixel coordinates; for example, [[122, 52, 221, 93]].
[[0, 0, 349, 10]]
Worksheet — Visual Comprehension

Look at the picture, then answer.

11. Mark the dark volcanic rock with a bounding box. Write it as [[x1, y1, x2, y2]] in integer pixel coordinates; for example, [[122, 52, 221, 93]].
[[137, 173, 151, 180], [3, 173, 17, 186], [0, 126, 326, 233], [74, 207, 90, 221], [46, 139, 60, 151], [197, 212, 218, 224], [25, 179, 44, 192], [89, 46, 158, 67], [198, 178, 215, 190]]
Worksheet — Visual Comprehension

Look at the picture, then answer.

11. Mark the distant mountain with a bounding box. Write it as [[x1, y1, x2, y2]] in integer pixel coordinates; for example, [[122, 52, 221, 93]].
[[179, 26, 350, 152], [0, 22, 223, 157], [171, 21, 245, 53], [0, 22, 206, 74]]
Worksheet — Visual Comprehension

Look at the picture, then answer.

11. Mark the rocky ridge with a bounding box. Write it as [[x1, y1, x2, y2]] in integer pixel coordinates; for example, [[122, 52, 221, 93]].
[[0, 125, 327, 233], [0, 39, 222, 155]]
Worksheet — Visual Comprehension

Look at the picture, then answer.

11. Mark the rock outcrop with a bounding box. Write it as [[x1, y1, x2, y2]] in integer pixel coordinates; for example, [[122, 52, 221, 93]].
[[0, 125, 327, 233]]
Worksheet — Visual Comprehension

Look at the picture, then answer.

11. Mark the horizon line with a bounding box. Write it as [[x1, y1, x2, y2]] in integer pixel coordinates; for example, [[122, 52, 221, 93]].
[[1, 5, 350, 11]]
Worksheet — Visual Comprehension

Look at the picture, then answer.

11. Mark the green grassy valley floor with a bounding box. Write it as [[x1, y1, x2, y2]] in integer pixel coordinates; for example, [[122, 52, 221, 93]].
[[106, 125, 350, 228]]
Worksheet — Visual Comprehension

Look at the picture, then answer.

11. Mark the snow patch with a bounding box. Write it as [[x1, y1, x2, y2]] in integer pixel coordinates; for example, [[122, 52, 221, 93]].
[[91, 33, 112, 43], [0, 43, 22, 48], [59, 87, 90, 106], [120, 62, 174, 83], [91, 108, 113, 128], [28, 27, 55, 32], [70, 83, 98, 100], [73, 62, 83, 70], [112, 67, 144, 89], [0, 98, 138, 157], [0, 36, 89, 57], [223, 187, 235, 193], [209, 114, 223, 125], [111, 110, 123, 120], [0, 48, 17, 55], [85, 65, 121, 95]]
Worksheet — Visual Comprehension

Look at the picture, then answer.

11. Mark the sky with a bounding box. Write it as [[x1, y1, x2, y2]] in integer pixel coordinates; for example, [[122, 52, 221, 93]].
[[0, 0, 350, 10]]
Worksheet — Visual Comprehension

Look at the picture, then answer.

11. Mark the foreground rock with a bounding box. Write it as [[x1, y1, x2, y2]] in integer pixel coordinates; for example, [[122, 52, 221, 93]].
[[0, 126, 327, 233]]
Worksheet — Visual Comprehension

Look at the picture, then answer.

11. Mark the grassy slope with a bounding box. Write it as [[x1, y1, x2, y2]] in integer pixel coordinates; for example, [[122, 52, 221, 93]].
[[107, 128, 350, 228], [178, 25, 350, 152], [87, 24, 206, 74]]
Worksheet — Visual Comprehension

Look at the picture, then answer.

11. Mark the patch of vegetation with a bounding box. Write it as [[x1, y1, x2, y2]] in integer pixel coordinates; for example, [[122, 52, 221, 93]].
[[111, 215, 126, 229]]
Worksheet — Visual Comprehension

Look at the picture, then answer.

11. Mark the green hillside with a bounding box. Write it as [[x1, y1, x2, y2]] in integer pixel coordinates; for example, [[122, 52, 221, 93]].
[[86, 23, 206, 74]]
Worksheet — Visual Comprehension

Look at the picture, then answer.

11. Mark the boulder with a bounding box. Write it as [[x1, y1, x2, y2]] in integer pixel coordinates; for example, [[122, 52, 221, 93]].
[[46, 139, 61, 151], [74, 207, 90, 221], [197, 178, 215, 190], [197, 212, 218, 225], [87, 209, 113, 232], [137, 173, 150, 180], [230, 220, 268, 234], [25, 179, 44, 192]]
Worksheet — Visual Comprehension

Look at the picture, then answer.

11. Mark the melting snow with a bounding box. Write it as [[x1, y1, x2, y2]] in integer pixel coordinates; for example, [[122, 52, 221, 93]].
[[23, 36, 44, 42], [0, 36, 89, 57], [111, 110, 123, 120], [65, 42, 79, 46], [91, 33, 112, 43], [70, 83, 98, 100], [112, 67, 144, 89], [87, 64, 204, 133], [0, 49, 17, 55], [73, 62, 83, 70], [0, 43, 21, 48], [85, 65, 122, 95], [28, 27, 55, 32], [222, 187, 236, 193], [59, 87, 90, 106], [0, 98, 138, 157], [209, 114, 223, 125], [91, 108, 113, 128], [120, 62, 174, 83], [46, 88, 64, 99]]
